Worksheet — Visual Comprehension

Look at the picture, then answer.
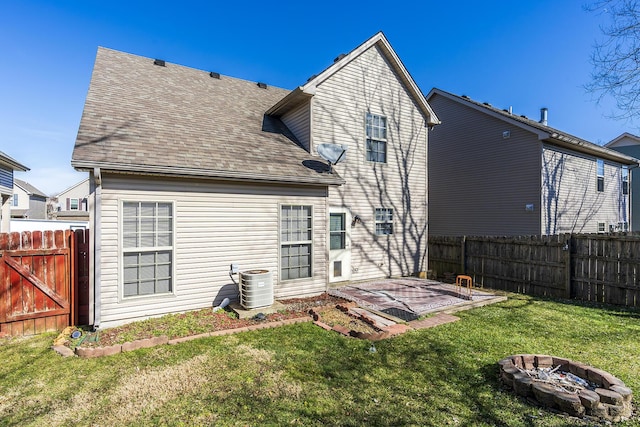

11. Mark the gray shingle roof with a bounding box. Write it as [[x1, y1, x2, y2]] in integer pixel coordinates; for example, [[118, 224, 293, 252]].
[[72, 47, 344, 186], [428, 88, 640, 165], [14, 179, 47, 198]]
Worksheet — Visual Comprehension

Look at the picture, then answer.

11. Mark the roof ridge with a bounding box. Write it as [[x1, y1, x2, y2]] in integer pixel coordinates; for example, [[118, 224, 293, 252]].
[[96, 46, 291, 92], [427, 87, 640, 165]]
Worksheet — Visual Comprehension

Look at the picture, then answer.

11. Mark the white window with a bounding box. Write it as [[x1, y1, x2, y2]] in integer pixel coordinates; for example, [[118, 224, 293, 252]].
[[366, 112, 387, 163], [12, 193, 18, 206], [329, 213, 346, 250], [375, 208, 393, 235], [69, 198, 79, 210], [122, 201, 173, 297], [597, 222, 606, 233], [622, 166, 629, 195], [280, 205, 312, 280], [597, 159, 604, 192]]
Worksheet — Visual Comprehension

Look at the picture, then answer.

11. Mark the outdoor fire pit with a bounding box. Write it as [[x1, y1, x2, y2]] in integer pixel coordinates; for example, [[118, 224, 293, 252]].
[[499, 354, 633, 422]]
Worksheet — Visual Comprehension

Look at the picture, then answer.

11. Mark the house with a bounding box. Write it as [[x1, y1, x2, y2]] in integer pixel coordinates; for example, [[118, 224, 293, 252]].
[[605, 133, 640, 231], [11, 179, 47, 220], [426, 88, 638, 236], [71, 32, 440, 328], [0, 151, 28, 232], [50, 177, 90, 221]]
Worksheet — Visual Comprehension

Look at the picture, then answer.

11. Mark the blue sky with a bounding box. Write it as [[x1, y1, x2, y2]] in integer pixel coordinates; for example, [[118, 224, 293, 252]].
[[1, 1, 635, 195]]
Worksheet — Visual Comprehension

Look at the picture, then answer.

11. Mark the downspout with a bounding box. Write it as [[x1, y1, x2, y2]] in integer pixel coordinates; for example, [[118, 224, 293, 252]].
[[627, 163, 640, 231], [425, 123, 431, 274], [92, 167, 102, 329]]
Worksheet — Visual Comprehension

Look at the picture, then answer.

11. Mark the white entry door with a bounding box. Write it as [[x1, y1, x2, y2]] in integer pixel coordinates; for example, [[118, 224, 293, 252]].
[[329, 208, 351, 283]]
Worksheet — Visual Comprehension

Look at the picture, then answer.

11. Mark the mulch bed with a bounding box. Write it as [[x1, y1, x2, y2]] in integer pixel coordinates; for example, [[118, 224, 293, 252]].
[[59, 293, 352, 349]]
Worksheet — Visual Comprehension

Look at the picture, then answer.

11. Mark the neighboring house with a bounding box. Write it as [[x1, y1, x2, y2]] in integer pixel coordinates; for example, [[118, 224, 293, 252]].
[[606, 133, 640, 231], [11, 179, 47, 220], [426, 88, 638, 236], [50, 177, 90, 221], [0, 151, 28, 232], [71, 32, 440, 328]]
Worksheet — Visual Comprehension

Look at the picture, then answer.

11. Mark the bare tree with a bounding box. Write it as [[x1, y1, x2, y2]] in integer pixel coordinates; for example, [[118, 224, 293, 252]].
[[585, 0, 640, 121]]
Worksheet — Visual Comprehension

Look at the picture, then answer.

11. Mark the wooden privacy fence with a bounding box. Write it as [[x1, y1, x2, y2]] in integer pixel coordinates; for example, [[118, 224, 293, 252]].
[[428, 234, 640, 308], [0, 229, 89, 337]]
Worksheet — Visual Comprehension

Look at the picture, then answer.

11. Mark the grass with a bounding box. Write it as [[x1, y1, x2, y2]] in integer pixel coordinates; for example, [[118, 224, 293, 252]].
[[0, 293, 639, 426]]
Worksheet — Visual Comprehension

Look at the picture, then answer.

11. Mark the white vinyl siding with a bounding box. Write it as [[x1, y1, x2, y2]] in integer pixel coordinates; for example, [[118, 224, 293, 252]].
[[281, 102, 311, 151], [58, 179, 90, 211], [542, 146, 629, 234], [604, 142, 640, 231], [10, 186, 31, 211], [312, 44, 428, 279], [97, 174, 328, 328]]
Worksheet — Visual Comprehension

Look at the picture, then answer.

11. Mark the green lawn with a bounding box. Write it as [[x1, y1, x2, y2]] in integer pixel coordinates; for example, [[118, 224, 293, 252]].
[[1, 293, 638, 426]]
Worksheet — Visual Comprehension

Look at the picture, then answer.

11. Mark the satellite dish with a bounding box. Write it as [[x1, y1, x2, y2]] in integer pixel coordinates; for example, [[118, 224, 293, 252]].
[[317, 143, 348, 173]]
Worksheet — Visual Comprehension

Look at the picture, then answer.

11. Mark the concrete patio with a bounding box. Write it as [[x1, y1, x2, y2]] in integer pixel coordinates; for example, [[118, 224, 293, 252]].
[[329, 277, 507, 322]]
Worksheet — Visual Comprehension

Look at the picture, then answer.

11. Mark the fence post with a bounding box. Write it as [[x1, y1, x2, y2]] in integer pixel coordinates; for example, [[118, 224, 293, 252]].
[[461, 236, 467, 275], [564, 234, 571, 299], [69, 230, 76, 326]]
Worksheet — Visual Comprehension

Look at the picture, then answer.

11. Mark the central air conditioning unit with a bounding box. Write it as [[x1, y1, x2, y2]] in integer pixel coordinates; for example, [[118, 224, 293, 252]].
[[239, 269, 274, 309]]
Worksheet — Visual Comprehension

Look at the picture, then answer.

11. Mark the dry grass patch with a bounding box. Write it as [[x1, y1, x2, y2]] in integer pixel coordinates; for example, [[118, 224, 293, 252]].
[[34, 340, 304, 426]]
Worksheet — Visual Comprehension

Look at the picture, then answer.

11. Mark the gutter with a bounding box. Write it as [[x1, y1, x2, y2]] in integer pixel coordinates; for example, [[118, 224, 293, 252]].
[[549, 133, 640, 165], [92, 167, 102, 329], [71, 161, 346, 186]]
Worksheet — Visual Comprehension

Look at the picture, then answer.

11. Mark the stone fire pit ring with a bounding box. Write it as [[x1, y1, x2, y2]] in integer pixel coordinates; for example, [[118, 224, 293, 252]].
[[499, 354, 633, 422]]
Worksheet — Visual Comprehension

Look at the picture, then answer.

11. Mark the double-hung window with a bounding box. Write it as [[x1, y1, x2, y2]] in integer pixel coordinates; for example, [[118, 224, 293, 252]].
[[330, 213, 346, 250], [122, 201, 173, 297], [366, 112, 387, 163], [597, 159, 604, 192], [375, 208, 393, 235], [12, 194, 18, 207], [280, 205, 312, 280], [69, 198, 79, 210]]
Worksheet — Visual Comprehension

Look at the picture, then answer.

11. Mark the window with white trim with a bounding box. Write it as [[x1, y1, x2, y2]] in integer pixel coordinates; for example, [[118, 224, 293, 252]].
[[122, 201, 173, 297], [622, 166, 629, 195], [597, 159, 604, 192], [280, 205, 312, 280], [329, 213, 346, 250], [375, 208, 393, 235], [69, 198, 79, 210], [597, 222, 606, 233], [366, 112, 387, 163], [12, 194, 18, 206]]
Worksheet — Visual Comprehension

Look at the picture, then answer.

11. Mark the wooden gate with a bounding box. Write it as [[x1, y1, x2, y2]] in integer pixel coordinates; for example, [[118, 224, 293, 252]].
[[0, 229, 88, 337]]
